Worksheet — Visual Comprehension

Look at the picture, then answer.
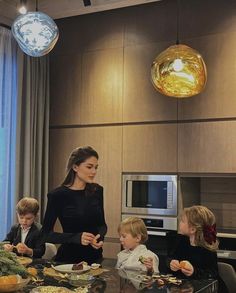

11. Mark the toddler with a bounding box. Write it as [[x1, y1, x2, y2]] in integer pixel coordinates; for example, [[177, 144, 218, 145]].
[[116, 216, 159, 273]]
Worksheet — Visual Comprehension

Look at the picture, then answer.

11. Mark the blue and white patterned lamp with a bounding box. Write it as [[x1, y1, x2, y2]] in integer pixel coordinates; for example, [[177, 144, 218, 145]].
[[12, 11, 59, 57]]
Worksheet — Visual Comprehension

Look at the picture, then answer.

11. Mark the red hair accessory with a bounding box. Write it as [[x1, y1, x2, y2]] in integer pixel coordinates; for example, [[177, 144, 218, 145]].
[[203, 224, 216, 245]]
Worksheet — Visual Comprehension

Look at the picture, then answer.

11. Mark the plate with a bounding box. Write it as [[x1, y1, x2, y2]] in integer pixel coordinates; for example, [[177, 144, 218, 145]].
[[0, 276, 30, 292], [16, 256, 33, 266], [52, 264, 90, 274]]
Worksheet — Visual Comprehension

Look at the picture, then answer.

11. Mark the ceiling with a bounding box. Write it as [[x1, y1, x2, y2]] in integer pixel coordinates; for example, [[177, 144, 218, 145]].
[[0, 0, 161, 26]]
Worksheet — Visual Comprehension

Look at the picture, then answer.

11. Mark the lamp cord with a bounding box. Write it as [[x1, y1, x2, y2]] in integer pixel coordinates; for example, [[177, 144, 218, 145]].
[[36, 0, 38, 11], [176, 0, 180, 45]]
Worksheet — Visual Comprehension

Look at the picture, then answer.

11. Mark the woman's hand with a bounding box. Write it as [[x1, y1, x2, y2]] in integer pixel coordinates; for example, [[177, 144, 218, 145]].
[[90, 234, 104, 249], [180, 261, 194, 276], [3, 244, 13, 252], [143, 257, 154, 272], [81, 232, 95, 246], [170, 259, 180, 271]]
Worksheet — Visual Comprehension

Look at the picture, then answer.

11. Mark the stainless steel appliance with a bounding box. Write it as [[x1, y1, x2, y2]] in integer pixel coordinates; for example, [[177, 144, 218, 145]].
[[122, 174, 178, 217], [121, 214, 177, 235]]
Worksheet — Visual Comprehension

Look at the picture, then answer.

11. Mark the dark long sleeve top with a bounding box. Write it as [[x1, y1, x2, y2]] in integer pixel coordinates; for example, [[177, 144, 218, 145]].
[[167, 234, 218, 279], [4, 222, 45, 258], [41, 184, 107, 263]]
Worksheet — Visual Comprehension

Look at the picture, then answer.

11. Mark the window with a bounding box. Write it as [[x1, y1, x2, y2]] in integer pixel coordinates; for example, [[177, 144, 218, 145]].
[[0, 26, 18, 240]]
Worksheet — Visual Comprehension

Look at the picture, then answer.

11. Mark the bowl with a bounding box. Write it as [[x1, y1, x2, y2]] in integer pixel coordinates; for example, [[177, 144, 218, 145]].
[[0, 275, 30, 292], [68, 273, 95, 287], [91, 263, 100, 270]]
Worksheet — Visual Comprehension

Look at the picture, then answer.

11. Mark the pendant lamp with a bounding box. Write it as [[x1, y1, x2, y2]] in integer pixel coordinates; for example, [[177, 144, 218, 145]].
[[12, 0, 59, 57], [151, 1, 207, 98]]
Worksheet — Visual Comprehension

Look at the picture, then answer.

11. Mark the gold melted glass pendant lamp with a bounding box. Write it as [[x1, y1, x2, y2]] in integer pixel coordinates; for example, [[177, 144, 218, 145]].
[[151, 0, 207, 98], [151, 44, 207, 98]]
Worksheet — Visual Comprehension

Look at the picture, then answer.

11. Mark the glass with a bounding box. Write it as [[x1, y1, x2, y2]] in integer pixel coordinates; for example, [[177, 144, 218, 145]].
[[12, 11, 59, 57], [151, 44, 207, 98], [131, 181, 168, 209]]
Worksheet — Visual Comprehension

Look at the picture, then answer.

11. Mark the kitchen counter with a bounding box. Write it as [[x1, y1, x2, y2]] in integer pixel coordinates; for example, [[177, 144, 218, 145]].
[[21, 259, 218, 293]]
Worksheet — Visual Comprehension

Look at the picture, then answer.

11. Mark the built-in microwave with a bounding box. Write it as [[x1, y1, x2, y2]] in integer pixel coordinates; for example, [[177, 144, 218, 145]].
[[122, 174, 178, 217]]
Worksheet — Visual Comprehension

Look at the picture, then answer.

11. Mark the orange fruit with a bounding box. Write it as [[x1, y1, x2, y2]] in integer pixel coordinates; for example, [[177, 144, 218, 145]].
[[179, 261, 188, 269], [27, 267, 38, 276], [0, 275, 18, 285]]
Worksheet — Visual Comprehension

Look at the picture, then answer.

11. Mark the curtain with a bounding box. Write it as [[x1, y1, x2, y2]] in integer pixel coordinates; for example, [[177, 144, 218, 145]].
[[15, 51, 50, 222], [0, 26, 18, 240]]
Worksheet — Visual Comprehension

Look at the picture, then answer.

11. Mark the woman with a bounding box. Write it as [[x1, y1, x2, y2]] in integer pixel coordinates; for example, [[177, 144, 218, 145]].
[[41, 146, 107, 264]]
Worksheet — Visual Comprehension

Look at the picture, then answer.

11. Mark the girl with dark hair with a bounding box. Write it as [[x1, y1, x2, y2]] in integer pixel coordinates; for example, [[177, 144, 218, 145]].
[[41, 146, 107, 264]]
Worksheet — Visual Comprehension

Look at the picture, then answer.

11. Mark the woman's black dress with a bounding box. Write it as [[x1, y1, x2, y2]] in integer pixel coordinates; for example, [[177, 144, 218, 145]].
[[41, 184, 107, 264]]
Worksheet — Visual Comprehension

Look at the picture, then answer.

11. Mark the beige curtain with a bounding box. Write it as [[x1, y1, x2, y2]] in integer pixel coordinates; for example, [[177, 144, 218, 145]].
[[15, 51, 49, 222]]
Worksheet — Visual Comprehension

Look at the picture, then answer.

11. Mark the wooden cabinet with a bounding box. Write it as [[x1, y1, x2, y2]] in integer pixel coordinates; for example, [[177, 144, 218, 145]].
[[50, 54, 82, 126], [123, 43, 177, 123], [80, 48, 123, 124], [178, 32, 236, 120], [123, 124, 177, 172], [178, 121, 236, 173]]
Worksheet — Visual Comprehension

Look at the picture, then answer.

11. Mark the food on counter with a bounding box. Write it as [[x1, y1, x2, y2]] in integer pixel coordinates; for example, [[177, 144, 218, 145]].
[[91, 263, 100, 270], [43, 267, 67, 279], [72, 261, 88, 271], [156, 278, 165, 286], [30, 286, 74, 293], [16, 256, 33, 266], [0, 275, 18, 285], [138, 256, 146, 264], [27, 267, 38, 277], [0, 250, 28, 278]]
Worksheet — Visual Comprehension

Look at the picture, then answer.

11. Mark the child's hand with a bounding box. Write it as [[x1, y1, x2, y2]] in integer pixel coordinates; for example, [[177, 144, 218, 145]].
[[180, 260, 194, 276], [170, 259, 180, 271], [143, 257, 154, 272], [3, 244, 13, 252], [16, 243, 32, 256]]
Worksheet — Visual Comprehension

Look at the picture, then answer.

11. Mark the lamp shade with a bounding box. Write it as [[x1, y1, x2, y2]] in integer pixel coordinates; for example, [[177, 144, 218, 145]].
[[12, 11, 59, 57], [151, 44, 207, 98]]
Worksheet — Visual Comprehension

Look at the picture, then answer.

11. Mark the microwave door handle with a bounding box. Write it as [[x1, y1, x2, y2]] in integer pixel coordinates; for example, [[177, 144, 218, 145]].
[[127, 181, 133, 207], [147, 231, 167, 236]]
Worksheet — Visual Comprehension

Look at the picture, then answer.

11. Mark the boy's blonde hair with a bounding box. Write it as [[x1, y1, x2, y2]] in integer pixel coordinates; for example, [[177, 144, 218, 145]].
[[118, 217, 148, 244], [16, 197, 39, 216], [182, 205, 218, 251]]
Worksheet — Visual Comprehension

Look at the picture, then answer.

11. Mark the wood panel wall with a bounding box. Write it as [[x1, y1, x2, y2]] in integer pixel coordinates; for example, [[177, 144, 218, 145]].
[[201, 178, 236, 232], [49, 0, 236, 257]]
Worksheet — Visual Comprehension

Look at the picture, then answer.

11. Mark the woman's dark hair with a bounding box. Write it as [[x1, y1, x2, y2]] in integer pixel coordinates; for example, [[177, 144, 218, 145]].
[[61, 146, 99, 187]]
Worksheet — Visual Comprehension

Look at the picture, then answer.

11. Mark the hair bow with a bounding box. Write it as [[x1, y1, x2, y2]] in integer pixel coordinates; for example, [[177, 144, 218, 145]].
[[203, 223, 216, 245]]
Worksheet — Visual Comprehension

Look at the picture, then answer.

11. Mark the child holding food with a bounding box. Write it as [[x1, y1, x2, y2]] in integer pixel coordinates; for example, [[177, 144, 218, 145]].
[[3, 197, 45, 258], [168, 205, 228, 292], [116, 216, 159, 273]]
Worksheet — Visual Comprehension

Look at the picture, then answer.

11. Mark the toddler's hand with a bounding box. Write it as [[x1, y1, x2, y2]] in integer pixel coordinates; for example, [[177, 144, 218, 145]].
[[143, 257, 154, 272], [170, 259, 180, 271], [3, 244, 13, 252]]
